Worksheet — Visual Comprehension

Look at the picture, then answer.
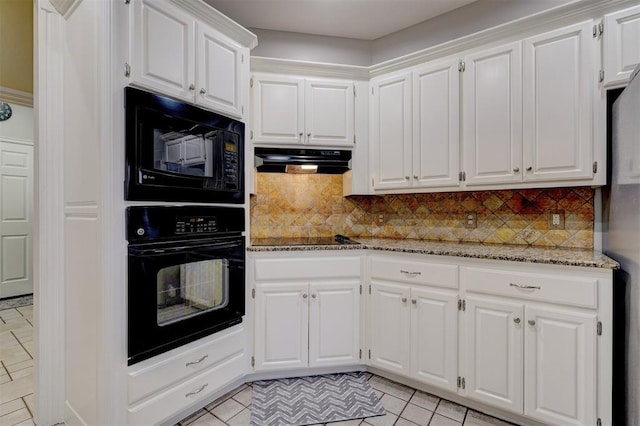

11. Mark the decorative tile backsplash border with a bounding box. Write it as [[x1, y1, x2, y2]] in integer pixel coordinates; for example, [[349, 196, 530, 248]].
[[250, 173, 594, 249]]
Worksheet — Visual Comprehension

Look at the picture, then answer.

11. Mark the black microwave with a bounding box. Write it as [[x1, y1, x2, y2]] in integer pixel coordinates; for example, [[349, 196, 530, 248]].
[[125, 87, 244, 203]]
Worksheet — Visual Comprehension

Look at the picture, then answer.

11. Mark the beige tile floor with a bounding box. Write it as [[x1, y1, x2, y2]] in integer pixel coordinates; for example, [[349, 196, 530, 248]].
[[0, 304, 514, 426], [176, 373, 516, 426], [0, 305, 35, 426]]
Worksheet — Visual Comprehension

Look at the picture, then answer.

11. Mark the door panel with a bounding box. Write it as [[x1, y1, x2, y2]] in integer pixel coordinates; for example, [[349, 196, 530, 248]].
[[0, 142, 32, 298], [413, 59, 460, 188], [523, 21, 593, 181], [371, 73, 412, 190], [604, 5, 640, 86], [254, 283, 308, 371], [410, 287, 458, 392], [463, 41, 523, 186], [369, 281, 410, 374], [251, 75, 304, 145], [309, 281, 360, 367], [305, 80, 354, 147], [524, 305, 596, 425], [465, 295, 523, 413]]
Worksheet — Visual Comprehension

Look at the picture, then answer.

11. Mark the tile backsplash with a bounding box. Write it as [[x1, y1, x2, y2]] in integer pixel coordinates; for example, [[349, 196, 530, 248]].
[[250, 173, 594, 249]]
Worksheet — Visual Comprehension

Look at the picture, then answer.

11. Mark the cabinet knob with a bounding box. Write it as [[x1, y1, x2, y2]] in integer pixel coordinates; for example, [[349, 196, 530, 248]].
[[413, 175, 418, 180], [401, 297, 407, 303], [188, 84, 195, 91], [200, 88, 206, 95], [302, 293, 308, 299], [528, 319, 536, 326], [405, 176, 410, 181], [526, 166, 533, 172], [311, 294, 316, 299], [513, 167, 520, 173], [513, 317, 521, 324], [411, 299, 417, 304]]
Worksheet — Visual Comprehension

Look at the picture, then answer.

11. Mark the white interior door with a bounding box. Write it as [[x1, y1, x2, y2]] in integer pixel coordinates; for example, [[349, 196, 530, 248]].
[[0, 142, 33, 298]]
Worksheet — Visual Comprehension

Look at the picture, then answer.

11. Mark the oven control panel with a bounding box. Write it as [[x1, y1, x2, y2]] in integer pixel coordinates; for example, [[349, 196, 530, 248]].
[[175, 216, 218, 234]]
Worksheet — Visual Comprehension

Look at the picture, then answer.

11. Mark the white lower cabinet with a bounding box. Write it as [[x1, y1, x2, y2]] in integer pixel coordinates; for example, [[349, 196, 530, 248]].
[[460, 265, 603, 426], [252, 254, 362, 372], [368, 256, 459, 392]]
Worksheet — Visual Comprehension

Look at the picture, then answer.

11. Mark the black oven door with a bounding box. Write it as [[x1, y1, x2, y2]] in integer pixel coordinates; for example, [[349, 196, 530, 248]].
[[128, 236, 245, 365]]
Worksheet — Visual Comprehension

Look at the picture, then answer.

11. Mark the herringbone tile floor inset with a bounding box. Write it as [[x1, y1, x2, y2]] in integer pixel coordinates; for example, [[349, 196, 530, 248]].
[[251, 372, 385, 425]]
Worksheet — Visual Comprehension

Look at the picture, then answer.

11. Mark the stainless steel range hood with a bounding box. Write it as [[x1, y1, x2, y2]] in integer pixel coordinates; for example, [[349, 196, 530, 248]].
[[254, 147, 352, 174]]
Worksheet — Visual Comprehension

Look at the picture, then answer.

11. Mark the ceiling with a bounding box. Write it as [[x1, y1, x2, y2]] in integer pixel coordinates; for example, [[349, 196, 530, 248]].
[[204, 0, 479, 40]]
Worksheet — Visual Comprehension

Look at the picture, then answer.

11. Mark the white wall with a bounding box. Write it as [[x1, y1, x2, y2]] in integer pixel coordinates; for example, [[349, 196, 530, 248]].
[[249, 0, 576, 67], [0, 104, 33, 143], [250, 28, 371, 66]]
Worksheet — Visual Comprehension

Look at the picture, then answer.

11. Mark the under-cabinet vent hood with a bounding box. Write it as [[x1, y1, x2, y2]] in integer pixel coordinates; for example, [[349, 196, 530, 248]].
[[254, 147, 352, 174]]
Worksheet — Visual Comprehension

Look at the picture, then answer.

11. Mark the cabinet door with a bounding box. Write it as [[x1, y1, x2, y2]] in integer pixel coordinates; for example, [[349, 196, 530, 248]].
[[371, 73, 413, 190], [305, 80, 354, 147], [524, 305, 596, 426], [309, 281, 360, 368], [131, 0, 195, 101], [465, 295, 523, 413], [165, 139, 183, 164], [523, 21, 594, 182], [604, 5, 640, 87], [254, 284, 309, 371], [463, 41, 523, 186], [369, 281, 411, 374], [197, 24, 245, 119], [251, 74, 304, 145], [410, 287, 458, 393], [413, 59, 460, 188]]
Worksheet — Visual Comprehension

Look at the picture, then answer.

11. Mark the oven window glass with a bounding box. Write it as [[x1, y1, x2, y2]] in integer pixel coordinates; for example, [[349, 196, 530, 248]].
[[156, 258, 229, 326]]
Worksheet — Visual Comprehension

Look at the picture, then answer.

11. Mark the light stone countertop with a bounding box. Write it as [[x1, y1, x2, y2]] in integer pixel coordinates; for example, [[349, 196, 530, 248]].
[[248, 237, 620, 269]]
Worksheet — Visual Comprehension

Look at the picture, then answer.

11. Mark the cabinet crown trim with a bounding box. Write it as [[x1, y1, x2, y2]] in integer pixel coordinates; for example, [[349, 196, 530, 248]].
[[251, 56, 370, 79]]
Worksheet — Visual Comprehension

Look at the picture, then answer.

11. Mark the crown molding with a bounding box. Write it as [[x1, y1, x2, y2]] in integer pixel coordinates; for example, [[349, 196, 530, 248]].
[[251, 56, 370, 79], [172, 0, 258, 49], [370, 0, 637, 76], [0, 87, 33, 108]]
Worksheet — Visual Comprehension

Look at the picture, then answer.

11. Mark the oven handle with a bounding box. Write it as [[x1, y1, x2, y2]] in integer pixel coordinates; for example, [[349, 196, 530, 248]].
[[128, 239, 243, 256]]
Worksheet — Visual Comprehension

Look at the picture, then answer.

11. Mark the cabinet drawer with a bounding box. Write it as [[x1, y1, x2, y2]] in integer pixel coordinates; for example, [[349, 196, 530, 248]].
[[254, 257, 360, 281], [128, 351, 245, 425], [370, 257, 458, 288], [460, 266, 598, 308], [128, 325, 245, 404]]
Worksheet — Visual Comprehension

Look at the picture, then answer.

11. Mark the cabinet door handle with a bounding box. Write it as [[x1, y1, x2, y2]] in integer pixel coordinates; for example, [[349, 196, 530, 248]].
[[401, 297, 407, 303], [188, 84, 195, 91], [509, 283, 541, 290], [413, 175, 418, 180], [185, 354, 208, 367], [513, 317, 521, 324], [528, 319, 536, 326], [405, 176, 410, 181], [200, 88, 206, 95], [526, 166, 533, 171], [311, 294, 316, 299], [185, 383, 208, 398], [411, 299, 417, 304], [302, 293, 308, 299], [513, 167, 520, 173]]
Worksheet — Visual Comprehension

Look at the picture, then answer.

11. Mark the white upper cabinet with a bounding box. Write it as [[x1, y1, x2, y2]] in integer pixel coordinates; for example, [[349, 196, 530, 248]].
[[413, 59, 461, 188], [251, 74, 355, 147], [522, 21, 594, 182], [130, 0, 249, 119], [370, 72, 413, 190], [131, 0, 195, 101], [197, 24, 245, 118], [603, 5, 640, 87], [463, 41, 523, 186]]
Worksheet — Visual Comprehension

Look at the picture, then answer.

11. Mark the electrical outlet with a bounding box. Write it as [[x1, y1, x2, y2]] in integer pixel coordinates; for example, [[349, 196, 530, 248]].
[[464, 212, 477, 229], [548, 210, 565, 230], [377, 213, 385, 224]]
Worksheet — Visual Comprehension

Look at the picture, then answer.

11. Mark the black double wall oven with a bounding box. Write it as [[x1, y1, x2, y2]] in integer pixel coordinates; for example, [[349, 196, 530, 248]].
[[125, 88, 246, 365]]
